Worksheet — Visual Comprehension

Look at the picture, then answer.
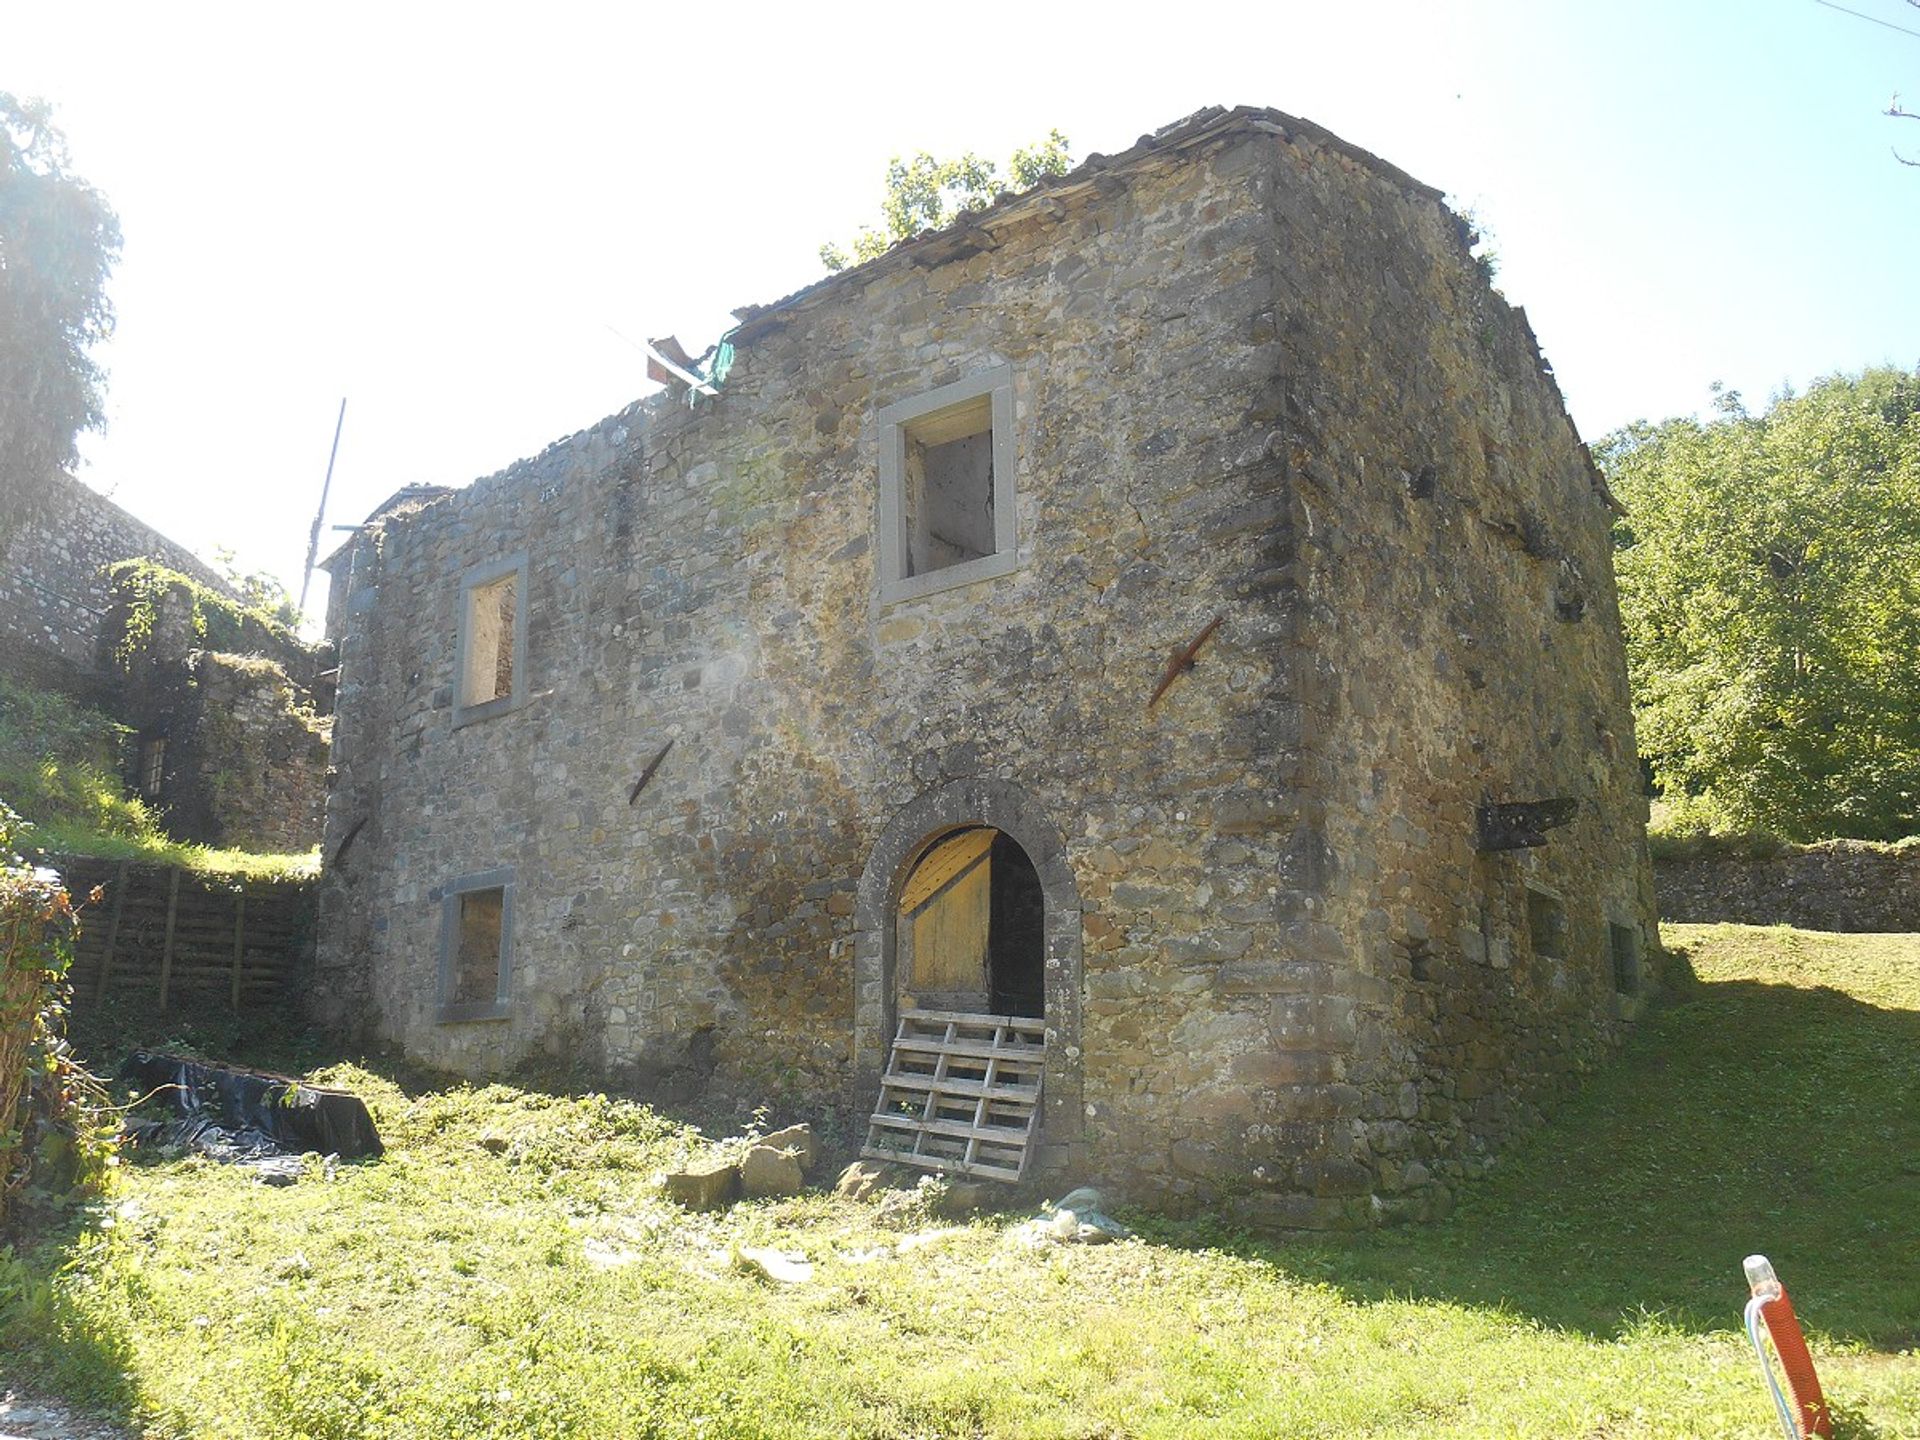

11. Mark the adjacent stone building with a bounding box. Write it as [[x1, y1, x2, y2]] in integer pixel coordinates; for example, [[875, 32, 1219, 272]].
[[317, 105, 1658, 1226], [0, 470, 331, 853]]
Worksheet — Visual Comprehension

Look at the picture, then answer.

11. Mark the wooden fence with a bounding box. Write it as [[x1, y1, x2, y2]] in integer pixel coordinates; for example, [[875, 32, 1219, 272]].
[[48, 855, 315, 1010]]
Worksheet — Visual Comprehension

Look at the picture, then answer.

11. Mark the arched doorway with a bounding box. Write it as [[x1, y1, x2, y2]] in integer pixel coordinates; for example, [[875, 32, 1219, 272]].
[[895, 826, 1046, 1018], [854, 777, 1083, 1140]]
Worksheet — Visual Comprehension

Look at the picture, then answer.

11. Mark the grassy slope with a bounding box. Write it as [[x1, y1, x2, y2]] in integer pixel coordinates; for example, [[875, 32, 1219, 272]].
[[0, 673, 316, 880], [3, 925, 1917, 1438]]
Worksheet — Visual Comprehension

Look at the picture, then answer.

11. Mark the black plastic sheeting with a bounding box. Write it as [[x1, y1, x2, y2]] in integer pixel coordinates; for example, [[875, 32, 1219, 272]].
[[120, 1051, 384, 1180]]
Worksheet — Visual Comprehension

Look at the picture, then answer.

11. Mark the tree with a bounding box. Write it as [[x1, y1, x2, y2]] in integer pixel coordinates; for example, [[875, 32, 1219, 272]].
[[212, 547, 303, 629], [0, 94, 121, 549], [1599, 368, 1920, 840], [819, 130, 1071, 272]]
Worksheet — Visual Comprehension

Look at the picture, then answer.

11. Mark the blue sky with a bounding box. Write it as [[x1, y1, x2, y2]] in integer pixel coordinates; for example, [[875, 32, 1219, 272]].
[[9, 1, 1919, 619]]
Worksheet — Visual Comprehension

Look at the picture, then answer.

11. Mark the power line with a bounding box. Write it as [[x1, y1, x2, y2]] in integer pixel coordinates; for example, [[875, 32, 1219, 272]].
[[1813, 0, 1920, 41]]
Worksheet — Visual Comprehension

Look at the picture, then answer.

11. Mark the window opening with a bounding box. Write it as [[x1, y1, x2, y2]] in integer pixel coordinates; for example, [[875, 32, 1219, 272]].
[[1526, 887, 1567, 960], [140, 736, 166, 798], [462, 574, 516, 706], [438, 868, 513, 1021], [877, 366, 1016, 603], [905, 395, 995, 577], [1610, 922, 1641, 995]]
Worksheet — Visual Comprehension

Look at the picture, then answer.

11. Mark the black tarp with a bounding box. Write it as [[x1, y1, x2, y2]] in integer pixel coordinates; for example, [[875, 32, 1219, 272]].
[[120, 1051, 384, 1161]]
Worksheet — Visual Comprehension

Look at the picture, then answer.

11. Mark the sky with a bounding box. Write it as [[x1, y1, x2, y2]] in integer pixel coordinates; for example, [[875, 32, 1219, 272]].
[[8, 1, 1920, 626]]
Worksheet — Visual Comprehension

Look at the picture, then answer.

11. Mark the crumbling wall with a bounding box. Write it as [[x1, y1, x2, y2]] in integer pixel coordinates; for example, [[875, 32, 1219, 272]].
[[0, 471, 232, 692], [107, 570, 329, 852], [319, 108, 1654, 1226]]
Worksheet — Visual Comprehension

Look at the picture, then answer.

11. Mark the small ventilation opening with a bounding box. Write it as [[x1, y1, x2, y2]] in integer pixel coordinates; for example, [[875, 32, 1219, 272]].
[[1610, 922, 1642, 996], [1527, 888, 1567, 960]]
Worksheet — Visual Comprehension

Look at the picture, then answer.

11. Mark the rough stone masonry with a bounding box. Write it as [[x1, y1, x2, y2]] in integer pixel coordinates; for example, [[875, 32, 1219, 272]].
[[317, 105, 1659, 1228]]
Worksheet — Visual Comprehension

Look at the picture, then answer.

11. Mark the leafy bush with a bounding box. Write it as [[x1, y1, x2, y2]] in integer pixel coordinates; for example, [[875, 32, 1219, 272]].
[[0, 803, 113, 1230]]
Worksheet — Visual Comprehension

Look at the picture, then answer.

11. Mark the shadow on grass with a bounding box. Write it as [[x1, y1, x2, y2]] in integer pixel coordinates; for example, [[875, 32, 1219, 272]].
[[1142, 972, 1920, 1351], [1, 1205, 143, 1428]]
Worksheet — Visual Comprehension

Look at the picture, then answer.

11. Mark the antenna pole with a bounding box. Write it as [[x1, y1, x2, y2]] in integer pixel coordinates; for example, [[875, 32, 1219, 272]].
[[298, 397, 347, 616]]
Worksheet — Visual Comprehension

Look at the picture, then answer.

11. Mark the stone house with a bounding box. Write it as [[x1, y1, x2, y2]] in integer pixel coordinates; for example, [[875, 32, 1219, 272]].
[[317, 105, 1658, 1227]]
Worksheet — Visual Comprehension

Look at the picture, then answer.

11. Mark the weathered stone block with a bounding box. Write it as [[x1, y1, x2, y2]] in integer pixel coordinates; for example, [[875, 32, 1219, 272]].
[[663, 1160, 740, 1211]]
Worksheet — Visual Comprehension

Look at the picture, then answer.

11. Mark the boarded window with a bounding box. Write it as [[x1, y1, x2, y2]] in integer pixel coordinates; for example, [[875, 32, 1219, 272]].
[[451, 889, 504, 1006], [438, 868, 513, 1021]]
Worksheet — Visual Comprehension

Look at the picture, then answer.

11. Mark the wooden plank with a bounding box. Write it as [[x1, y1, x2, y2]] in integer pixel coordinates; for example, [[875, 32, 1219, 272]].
[[898, 1007, 1045, 1033], [877, 1072, 1040, 1101], [886, 1037, 1045, 1065], [859, 1144, 1023, 1183], [866, 1112, 1034, 1144], [156, 868, 182, 1012], [231, 892, 246, 1010], [898, 827, 996, 912], [92, 860, 131, 1002]]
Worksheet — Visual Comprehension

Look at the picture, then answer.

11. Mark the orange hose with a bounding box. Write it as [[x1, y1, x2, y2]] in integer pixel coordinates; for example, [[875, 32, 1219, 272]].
[[1760, 1290, 1833, 1439]]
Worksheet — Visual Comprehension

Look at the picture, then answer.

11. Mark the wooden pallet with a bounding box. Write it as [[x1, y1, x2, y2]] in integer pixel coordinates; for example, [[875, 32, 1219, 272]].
[[862, 1009, 1045, 1183]]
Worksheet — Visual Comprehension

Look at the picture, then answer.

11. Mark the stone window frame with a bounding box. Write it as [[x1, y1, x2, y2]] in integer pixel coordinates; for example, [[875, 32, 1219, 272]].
[[452, 551, 529, 728], [436, 866, 516, 1023], [874, 365, 1018, 605]]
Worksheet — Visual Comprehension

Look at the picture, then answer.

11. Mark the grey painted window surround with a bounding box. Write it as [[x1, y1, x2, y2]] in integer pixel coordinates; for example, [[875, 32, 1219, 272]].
[[876, 365, 1018, 605], [437, 866, 515, 1023], [452, 551, 529, 728]]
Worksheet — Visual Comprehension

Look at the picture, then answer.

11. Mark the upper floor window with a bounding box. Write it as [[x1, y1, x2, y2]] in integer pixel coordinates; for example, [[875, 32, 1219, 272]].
[[454, 553, 528, 726], [876, 365, 1017, 604]]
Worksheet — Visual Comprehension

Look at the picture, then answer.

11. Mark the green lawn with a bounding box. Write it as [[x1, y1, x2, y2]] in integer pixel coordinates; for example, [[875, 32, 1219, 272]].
[[4, 924, 1917, 1438]]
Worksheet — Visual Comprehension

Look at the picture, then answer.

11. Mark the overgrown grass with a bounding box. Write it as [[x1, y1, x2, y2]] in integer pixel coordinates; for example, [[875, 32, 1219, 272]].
[[0, 673, 315, 881], [4, 925, 1917, 1437]]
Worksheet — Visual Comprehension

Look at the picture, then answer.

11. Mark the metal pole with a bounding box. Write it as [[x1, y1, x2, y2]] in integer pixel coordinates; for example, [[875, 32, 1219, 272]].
[[297, 397, 348, 616]]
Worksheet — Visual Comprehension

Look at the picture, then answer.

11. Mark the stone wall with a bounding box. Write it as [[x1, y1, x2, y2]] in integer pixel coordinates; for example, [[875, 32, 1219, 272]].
[[319, 106, 1654, 1225], [1656, 843, 1920, 931], [0, 470, 232, 689], [106, 570, 330, 852]]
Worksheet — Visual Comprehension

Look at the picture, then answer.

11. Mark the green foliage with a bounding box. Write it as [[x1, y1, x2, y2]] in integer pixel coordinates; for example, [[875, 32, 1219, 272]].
[[0, 804, 115, 1232], [0, 673, 157, 851], [1602, 366, 1920, 841], [0, 673, 315, 880], [0, 94, 121, 550], [3, 925, 1919, 1434], [820, 130, 1072, 272], [106, 559, 302, 672], [212, 547, 303, 630]]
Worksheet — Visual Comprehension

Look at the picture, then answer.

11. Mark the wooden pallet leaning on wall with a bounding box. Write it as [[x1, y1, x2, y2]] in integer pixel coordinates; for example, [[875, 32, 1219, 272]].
[[48, 855, 314, 1011], [862, 1009, 1045, 1183]]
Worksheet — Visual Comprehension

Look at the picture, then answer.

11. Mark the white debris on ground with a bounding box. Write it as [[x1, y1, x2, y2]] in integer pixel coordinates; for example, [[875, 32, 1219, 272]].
[[0, 1389, 133, 1440], [1013, 1186, 1133, 1246], [732, 1245, 814, 1284]]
